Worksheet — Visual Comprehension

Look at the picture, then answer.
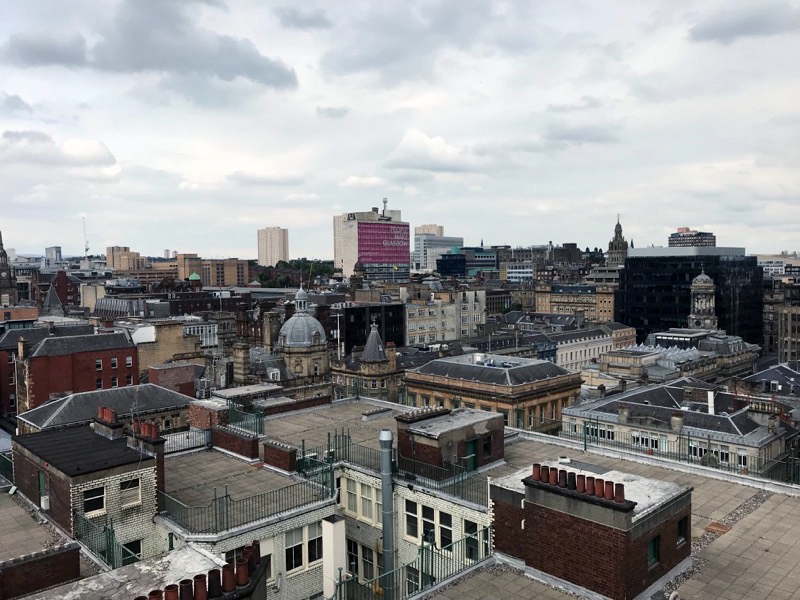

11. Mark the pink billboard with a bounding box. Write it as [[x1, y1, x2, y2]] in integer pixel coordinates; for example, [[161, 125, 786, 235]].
[[358, 221, 409, 264]]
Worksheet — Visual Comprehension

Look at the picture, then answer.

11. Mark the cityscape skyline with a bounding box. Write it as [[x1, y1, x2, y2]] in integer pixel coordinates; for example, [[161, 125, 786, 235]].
[[2, 1, 800, 258]]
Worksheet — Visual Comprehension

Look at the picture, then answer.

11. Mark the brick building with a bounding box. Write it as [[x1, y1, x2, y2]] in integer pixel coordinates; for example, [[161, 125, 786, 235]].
[[15, 332, 138, 412], [0, 324, 94, 417], [11, 409, 166, 563], [491, 463, 692, 600]]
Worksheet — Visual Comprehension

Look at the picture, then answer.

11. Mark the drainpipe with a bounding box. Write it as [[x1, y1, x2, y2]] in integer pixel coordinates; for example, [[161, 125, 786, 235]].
[[379, 429, 395, 600]]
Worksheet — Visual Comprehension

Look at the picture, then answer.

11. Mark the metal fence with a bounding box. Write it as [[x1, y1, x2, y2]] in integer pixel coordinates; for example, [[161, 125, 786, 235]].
[[164, 429, 208, 454], [227, 401, 265, 435], [300, 432, 382, 474], [0, 452, 12, 483], [396, 454, 488, 507], [73, 511, 139, 569], [334, 379, 406, 404], [330, 526, 493, 600], [159, 466, 334, 534]]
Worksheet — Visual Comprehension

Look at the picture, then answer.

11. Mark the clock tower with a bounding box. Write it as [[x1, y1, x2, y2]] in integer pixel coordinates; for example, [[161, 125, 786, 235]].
[[0, 230, 17, 306], [687, 268, 718, 330]]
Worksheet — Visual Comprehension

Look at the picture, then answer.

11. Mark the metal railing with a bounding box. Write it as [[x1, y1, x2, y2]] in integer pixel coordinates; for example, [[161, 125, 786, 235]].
[[158, 466, 334, 534], [164, 429, 208, 454], [510, 417, 800, 484], [73, 511, 139, 569], [227, 401, 265, 435], [330, 526, 493, 600], [396, 454, 488, 507], [300, 433, 382, 474], [0, 452, 12, 483]]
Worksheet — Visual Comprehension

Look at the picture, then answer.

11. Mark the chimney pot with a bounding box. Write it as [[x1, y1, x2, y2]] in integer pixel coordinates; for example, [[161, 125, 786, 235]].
[[133, 418, 141, 434], [207, 569, 222, 597], [179, 579, 193, 600], [576, 474, 585, 493], [164, 585, 178, 600], [151, 423, 159, 439], [586, 476, 595, 496], [595, 478, 604, 497], [245, 544, 257, 572], [251, 540, 261, 565], [614, 483, 625, 503], [192, 574, 208, 600], [604, 481, 615, 501], [532, 463, 541, 481], [235, 558, 249, 587], [567, 472, 576, 490], [98, 406, 105, 421], [222, 564, 235, 592], [558, 469, 567, 488], [108, 408, 117, 424], [549, 467, 558, 486], [135, 597, 148, 600], [540, 465, 549, 483], [148, 591, 164, 600]]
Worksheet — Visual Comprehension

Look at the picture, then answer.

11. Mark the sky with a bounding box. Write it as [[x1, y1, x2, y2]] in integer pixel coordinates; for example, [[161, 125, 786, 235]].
[[2, 1, 800, 260]]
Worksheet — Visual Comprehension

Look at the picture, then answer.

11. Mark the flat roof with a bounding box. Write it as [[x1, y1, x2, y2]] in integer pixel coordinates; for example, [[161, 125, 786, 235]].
[[211, 383, 283, 398], [0, 494, 59, 561], [13, 427, 153, 477], [493, 463, 688, 524], [406, 408, 501, 438], [628, 246, 746, 257]]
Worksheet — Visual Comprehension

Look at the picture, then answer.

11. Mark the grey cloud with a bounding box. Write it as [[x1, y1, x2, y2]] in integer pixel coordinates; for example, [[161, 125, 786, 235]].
[[1, 92, 33, 113], [547, 95, 602, 113], [543, 122, 621, 144], [316, 106, 349, 119], [2, 2, 296, 91], [689, 3, 800, 44], [3, 130, 52, 143], [2, 33, 87, 67], [156, 73, 264, 107], [228, 171, 306, 186], [274, 7, 333, 29], [92, 2, 296, 88]]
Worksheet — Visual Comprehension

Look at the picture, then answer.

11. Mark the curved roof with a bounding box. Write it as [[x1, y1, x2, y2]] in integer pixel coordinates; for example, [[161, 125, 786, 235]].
[[279, 312, 326, 347], [188, 271, 201, 281], [692, 271, 713, 285]]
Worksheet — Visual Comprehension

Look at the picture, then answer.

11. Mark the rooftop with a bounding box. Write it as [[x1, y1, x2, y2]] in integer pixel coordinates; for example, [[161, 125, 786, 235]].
[[29, 332, 133, 358], [13, 426, 153, 477], [211, 383, 283, 399], [403, 408, 501, 438], [0, 494, 59, 562], [411, 353, 572, 386], [17, 384, 193, 430], [628, 246, 746, 258]]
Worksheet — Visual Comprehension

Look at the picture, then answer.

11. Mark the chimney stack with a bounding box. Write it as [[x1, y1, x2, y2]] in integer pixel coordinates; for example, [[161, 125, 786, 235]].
[[94, 405, 124, 440], [671, 411, 684, 433], [618, 404, 629, 424]]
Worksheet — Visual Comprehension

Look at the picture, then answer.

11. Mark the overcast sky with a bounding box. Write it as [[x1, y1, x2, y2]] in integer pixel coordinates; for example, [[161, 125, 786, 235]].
[[2, 1, 800, 260]]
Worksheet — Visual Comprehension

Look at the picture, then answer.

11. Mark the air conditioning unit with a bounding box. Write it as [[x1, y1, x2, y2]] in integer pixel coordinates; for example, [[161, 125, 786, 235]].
[[40, 495, 50, 510]]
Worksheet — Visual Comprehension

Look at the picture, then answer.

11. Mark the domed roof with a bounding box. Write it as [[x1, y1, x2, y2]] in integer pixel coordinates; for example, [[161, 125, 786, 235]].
[[295, 287, 308, 302], [692, 270, 714, 285], [188, 271, 201, 281], [279, 312, 326, 347]]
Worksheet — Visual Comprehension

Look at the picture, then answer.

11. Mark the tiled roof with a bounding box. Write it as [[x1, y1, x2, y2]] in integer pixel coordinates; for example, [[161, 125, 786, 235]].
[[413, 356, 571, 386], [17, 384, 192, 430], [0, 324, 95, 351], [29, 332, 133, 357]]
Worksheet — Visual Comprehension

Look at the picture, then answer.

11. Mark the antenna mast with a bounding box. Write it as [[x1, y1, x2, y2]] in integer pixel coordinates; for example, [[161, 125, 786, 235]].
[[82, 217, 90, 262]]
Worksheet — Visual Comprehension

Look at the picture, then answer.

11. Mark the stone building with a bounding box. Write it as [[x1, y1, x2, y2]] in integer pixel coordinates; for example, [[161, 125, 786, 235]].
[[278, 288, 329, 385], [404, 353, 582, 429], [0, 229, 18, 306], [606, 217, 628, 267], [534, 283, 616, 323]]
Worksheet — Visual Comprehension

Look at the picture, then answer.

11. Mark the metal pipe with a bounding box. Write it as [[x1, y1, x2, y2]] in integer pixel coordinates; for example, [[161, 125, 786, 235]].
[[379, 429, 395, 600]]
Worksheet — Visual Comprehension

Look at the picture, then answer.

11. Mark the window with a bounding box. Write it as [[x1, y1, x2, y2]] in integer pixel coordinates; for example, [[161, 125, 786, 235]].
[[439, 512, 452, 549], [83, 486, 105, 514], [422, 506, 435, 543], [96, 378, 103, 390], [111, 357, 118, 369], [677, 516, 688, 546], [307, 522, 323, 563], [347, 479, 357, 513], [361, 546, 374, 581], [737, 450, 748, 469], [647, 536, 660, 567], [370, 380, 377, 389], [120, 478, 140, 507], [361, 483, 373, 520], [376, 492, 382, 525], [111, 376, 119, 388], [125, 355, 133, 368], [285, 527, 304, 571], [126, 374, 133, 386], [465, 520, 480, 560], [483, 435, 492, 458], [405, 500, 418, 538], [225, 545, 247, 564], [122, 539, 141, 560], [96, 359, 103, 371], [347, 539, 359, 578]]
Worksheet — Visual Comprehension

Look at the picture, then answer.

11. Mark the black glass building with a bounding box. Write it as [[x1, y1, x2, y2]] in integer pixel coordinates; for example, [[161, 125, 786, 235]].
[[615, 248, 763, 345]]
